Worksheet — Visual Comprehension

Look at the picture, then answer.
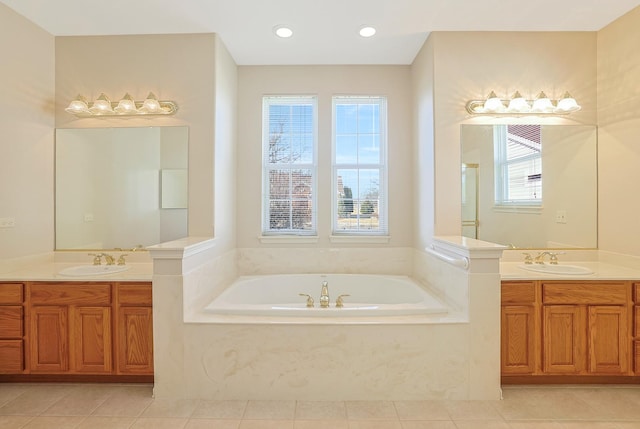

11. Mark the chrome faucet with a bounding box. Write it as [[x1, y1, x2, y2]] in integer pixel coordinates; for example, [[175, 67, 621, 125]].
[[320, 281, 330, 308]]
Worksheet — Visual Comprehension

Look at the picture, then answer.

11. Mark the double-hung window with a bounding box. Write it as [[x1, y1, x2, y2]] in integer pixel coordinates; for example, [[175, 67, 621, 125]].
[[262, 96, 317, 235], [494, 124, 542, 207], [332, 96, 388, 235]]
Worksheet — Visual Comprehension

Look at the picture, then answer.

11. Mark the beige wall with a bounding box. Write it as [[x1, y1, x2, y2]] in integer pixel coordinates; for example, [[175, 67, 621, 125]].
[[236, 65, 414, 248], [598, 6, 640, 257], [0, 4, 55, 259], [411, 37, 436, 251], [213, 37, 238, 252], [2, 2, 640, 260], [55, 34, 219, 241], [413, 31, 598, 250]]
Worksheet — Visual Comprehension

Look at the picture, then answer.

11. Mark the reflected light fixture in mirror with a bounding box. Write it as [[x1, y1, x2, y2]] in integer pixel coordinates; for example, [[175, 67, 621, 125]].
[[65, 92, 178, 117], [466, 90, 581, 115]]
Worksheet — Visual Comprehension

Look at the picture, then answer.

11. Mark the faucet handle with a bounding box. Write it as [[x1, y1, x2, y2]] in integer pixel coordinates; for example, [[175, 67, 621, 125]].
[[117, 254, 128, 266], [522, 253, 533, 264], [546, 251, 565, 265], [88, 253, 102, 265], [335, 294, 350, 308], [299, 293, 314, 308]]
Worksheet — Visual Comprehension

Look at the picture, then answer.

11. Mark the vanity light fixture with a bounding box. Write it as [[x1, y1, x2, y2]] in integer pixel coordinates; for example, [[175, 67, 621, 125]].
[[65, 92, 178, 118], [466, 90, 581, 116]]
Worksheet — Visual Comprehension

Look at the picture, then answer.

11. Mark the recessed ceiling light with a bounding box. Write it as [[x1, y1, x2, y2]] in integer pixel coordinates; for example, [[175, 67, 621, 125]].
[[359, 26, 376, 38], [274, 25, 293, 38]]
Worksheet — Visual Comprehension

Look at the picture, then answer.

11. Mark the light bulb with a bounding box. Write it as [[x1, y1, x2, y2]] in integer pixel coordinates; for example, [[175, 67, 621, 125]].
[[114, 93, 138, 114], [483, 91, 505, 112], [507, 91, 530, 113], [89, 93, 113, 114], [531, 91, 554, 113]]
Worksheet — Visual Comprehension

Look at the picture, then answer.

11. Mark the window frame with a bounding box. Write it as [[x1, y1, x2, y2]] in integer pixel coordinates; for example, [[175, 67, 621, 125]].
[[493, 124, 543, 209], [331, 96, 388, 236], [261, 95, 318, 236]]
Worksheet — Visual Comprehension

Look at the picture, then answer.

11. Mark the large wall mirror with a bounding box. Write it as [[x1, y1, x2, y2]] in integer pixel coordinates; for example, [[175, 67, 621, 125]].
[[55, 126, 189, 250], [461, 124, 597, 249]]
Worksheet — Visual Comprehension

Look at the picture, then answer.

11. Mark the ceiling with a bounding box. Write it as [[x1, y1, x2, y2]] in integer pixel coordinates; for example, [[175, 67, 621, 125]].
[[2, 0, 640, 65]]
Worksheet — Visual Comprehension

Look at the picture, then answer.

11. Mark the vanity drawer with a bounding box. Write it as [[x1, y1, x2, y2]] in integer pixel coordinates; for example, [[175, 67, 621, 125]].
[[542, 282, 627, 305], [0, 283, 23, 304], [30, 284, 111, 305], [501, 281, 535, 304], [0, 306, 22, 338], [117, 283, 152, 306], [634, 283, 640, 303]]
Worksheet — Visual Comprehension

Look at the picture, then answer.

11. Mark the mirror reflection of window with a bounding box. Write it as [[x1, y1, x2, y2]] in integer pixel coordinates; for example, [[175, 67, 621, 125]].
[[494, 124, 542, 206]]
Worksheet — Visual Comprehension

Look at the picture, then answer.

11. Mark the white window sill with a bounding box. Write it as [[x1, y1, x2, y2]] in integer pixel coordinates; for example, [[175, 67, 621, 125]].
[[329, 235, 390, 244], [259, 235, 319, 244], [493, 205, 543, 214]]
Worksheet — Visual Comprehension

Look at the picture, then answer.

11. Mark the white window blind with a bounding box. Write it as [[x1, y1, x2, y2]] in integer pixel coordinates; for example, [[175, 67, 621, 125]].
[[262, 96, 317, 235], [494, 124, 542, 206], [332, 96, 388, 235]]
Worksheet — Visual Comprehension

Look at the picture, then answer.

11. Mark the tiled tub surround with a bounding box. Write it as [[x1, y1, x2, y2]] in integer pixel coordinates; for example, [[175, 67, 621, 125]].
[[148, 236, 506, 401]]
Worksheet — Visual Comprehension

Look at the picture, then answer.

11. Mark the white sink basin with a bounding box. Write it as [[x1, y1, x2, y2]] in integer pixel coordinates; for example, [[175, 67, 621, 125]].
[[518, 264, 594, 275], [59, 265, 131, 277]]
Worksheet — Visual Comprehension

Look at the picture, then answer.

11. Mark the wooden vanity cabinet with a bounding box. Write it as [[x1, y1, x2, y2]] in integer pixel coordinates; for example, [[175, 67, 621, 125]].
[[0, 280, 155, 381], [633, 283, 640, 374], [115, 283, 153, 375], [541, 281, 630, 376], [0, 283, 25, 373], [502, 279, 636, 382], [501, 281, 538, 375], [28, 283, 112, 374]]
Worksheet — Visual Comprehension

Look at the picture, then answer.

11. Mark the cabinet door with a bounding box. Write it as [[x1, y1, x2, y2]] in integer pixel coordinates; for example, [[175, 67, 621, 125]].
[[71, 306, 112, 373], [30, 306, 68, 372], [588, 305, 629, 374], [117, 307, 153, 374], [543, 305, 585, 374], [501, 305, 536, 374]]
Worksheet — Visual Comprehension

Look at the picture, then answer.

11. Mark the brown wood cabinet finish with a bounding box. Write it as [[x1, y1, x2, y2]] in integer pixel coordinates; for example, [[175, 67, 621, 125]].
[[0, 283, 25, 373], [501, 281, 538, 375], [115, 283, 153, 375], [0, 281, 154, 381], [502, 280, 636, 383]]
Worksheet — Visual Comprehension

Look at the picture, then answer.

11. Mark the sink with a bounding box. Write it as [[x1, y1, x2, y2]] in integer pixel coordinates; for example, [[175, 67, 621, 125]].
[[518, 264, 594, 275], [59, 265, 131, 277]]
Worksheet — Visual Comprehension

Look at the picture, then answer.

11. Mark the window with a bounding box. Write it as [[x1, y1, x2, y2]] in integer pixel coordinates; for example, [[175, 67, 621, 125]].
[[262, 96, 317, 235], [494, 124, 542, 207], [332, 96, 387, 234]]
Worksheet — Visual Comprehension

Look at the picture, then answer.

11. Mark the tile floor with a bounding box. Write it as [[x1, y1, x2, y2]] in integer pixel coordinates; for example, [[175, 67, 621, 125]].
[[1, 383, 640, 428]]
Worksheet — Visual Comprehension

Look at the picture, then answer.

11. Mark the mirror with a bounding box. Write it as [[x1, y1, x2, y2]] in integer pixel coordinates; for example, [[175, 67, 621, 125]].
[[55, 126, 188, 250], [461, 124, 597, 249]]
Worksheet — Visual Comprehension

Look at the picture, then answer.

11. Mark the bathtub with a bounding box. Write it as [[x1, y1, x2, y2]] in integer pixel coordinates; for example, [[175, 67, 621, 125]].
[[203, 274, 449, 317]]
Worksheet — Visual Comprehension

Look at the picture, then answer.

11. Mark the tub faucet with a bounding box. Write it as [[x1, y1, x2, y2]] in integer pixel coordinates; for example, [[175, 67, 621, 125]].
[[320, 281, 330, 308]]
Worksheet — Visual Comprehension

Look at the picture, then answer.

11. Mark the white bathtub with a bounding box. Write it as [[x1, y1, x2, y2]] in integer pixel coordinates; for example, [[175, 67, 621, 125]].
[[203, 274, 449, 317]]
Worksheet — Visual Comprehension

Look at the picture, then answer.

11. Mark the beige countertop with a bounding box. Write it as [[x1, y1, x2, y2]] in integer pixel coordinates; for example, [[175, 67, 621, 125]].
[[0, 262, 152, 282], [501, 261, 640, 281]]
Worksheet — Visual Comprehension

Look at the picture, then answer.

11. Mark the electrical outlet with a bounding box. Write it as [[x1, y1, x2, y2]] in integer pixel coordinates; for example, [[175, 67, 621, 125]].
[[0, 217, 16, 228], [555, 210, 567, 224]]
